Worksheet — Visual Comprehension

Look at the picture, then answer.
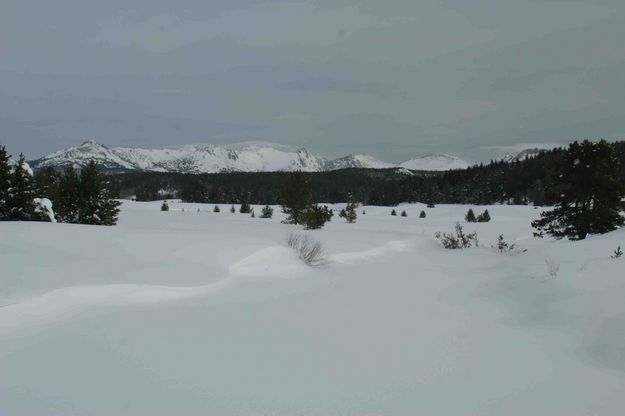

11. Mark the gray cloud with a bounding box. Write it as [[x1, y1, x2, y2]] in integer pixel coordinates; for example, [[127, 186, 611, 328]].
[[1, 0, 623, 162]]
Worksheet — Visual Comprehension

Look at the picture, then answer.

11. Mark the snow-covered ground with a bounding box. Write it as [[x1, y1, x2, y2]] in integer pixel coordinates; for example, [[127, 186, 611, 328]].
[[1, 201, 625, 415]]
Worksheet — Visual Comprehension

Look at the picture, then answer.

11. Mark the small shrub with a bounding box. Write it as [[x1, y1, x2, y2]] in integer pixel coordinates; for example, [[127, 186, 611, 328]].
[[240, 202, 252, 214], [161, 201, 169, 211], [391, 209, 397, 216], [339, 202, 357, 223], [477, 209, 491, 223], [612, 246, 623, 259], [251, 209, 255, 218], [213, 205, 220, 213], [230, 205, 236, 213], [545, 256, 560, 278], [286, 232, 328, 267], [435, 222, 477, 249], [362, 210, 366, 215], [260, 205, 273, 219], [419, 210, 426, 218], [493, 234, 526, 255], [301, 205, 333, 230], [465, 208, 476, 222], [427, 201, 435, 208], [401, 210, 407, 217]]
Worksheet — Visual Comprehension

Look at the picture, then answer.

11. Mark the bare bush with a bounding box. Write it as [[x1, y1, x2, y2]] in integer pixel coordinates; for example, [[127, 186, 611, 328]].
[[493, 234, 527, 255], [286, 233, 328, 267], [545, 256, 560, 278], [435, 222, 477, 249]]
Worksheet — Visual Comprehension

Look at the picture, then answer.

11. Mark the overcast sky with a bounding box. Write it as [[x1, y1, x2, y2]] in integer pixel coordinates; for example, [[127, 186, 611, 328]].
[[1, 0, 624, 162]]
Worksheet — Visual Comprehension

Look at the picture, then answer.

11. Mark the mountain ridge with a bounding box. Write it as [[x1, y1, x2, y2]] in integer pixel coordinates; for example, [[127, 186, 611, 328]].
[[30, 140, 505, 173]]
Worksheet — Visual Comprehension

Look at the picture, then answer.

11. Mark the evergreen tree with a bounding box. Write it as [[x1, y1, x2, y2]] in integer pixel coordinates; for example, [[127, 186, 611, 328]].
[[301, 204, 332, 230], [477, 209, 491, 223], [161, 200, 170, 211], [339, 202, 357, 223], [7, 154, 37, 220], [251, 209, 255, 218], [230, 204, 236, 213], [401, 210, 407, 217], [532, 140, 625, 240], [78, 161, 121, 225], [419, 210, 426, 218], [391, 209, 397, 216], [213, 205, 221, 213], [362, 210, 366, 215], [0, 146, 11, 220], [56, 165, 80, 223], [465, 208, 476, 222], [281, 171, 313, 224], [260, 205, 273, 218], [239, 201, 252, 214]]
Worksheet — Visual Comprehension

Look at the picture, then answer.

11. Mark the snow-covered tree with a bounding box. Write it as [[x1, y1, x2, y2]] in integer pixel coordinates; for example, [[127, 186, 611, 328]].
[[465, 208, 476, 222], [260, 205, 273, 218], [339, 202, 357, 223]]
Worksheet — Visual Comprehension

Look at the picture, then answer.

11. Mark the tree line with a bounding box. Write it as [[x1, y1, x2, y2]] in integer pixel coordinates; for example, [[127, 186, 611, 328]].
[[1, 146, 120, 225]]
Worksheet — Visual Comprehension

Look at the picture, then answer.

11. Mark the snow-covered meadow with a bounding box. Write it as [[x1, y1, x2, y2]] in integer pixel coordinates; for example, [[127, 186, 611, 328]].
[[2, 201, 625, 415]]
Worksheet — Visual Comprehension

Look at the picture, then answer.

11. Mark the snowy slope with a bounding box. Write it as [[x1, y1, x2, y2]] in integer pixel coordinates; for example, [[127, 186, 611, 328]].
[[30, 140, 474, 173], [400, 153, 471, 170], [323, 154, 395, 170], [31, 140, 325, 173], [2, 201, 625, 414]]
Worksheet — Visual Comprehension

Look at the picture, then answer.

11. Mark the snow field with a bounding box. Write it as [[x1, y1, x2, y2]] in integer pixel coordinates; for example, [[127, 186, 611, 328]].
[[1, 200, 625, 415]]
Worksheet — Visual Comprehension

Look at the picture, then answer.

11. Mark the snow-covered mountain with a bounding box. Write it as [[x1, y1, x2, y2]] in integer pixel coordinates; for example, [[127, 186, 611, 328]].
[[399, 154, 471, 171], [31, 140, 325, 173], [30, 140, 474, 173], [323, 154, 394, 170]]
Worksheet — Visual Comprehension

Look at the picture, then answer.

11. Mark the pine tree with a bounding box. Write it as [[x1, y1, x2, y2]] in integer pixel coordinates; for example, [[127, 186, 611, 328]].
[[251, 209, 255, 218], [239, 201, 252, 214], [477, 209, 491, 223], [78, 161, 121, 225], [230, 204, 236, 213], [339, 202, 357, 223], [532, 140, 625, 240], [281, 171, 313, 224], [301, 204, 332, 230], [401, 210, 407, 217], [391, 209, 397, 216], [213, 205, 221, 213], [161, 200, 170, 211], [7, 154, 37, 220], [465, 208, 476, 222], [419, 210, 426, 218], [260, 205, 273, 218], [56, 165, 80, 223], [0, 146, 11, 220]]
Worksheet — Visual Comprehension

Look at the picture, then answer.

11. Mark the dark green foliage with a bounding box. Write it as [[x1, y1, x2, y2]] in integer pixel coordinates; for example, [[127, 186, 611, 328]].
[[260, 205, 273, 218], [301, 205, 332, 230], [362, 210, 366, 215], [230, 204, 236, 213], [532, 140, 625, 240], [56, 165, 80, 223], [161, 200, 169, 211], [239, 201, 252, 214], [6, 154, 37, 220], [477, 209, 491, 223], [465, 208, 476, 222], [0, 146, 11, 219], [339, 202, 357, 223], [401, 210, 407, 217], [281, 171, 313, 224], [213, 205, 220, 213], [419, 210, 426, 218], [78, 161, 121, 226], [391, 209, 397, 216]]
